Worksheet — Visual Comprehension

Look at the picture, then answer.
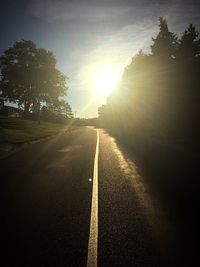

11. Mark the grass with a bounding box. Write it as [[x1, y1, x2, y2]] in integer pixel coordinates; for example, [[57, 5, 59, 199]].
[[0, 116, 71, 144]]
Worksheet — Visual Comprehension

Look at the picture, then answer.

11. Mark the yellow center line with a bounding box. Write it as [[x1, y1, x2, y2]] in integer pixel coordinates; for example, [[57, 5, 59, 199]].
[[87, 129, 99, 267]]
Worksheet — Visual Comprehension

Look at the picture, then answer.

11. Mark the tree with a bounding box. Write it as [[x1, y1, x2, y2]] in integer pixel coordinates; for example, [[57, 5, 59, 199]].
[[0, 40, 68, 123], [177, 24, 200, 60], [175, 24, 200, 132], [40, 99, 73, 124], [51, 99, 73, 118], [151, 17, 177, 60], [98, 18, 200, 139]]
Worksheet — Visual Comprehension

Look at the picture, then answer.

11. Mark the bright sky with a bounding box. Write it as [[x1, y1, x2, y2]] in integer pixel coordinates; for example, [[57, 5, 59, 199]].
[[0, 0, 200, 118]]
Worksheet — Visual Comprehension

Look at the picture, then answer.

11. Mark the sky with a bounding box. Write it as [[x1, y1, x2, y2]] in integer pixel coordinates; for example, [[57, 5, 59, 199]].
[[0, 0, 200, 118]]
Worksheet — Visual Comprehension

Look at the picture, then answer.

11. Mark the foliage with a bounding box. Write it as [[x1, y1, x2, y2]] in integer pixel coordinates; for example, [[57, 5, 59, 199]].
[[98, 18, 200, 143], [0, 40, 72, 123], [40, 100, 73, 124], [151, 17, 178, 60]]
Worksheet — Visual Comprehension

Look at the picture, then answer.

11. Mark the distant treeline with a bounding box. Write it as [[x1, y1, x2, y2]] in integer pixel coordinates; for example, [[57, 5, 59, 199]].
[[98, 18, 200, 147], [0, 40, 73, 124]]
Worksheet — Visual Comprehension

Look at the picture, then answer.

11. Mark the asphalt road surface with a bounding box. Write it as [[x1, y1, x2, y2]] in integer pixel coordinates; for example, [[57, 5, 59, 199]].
[[0, 127, 187, 266]]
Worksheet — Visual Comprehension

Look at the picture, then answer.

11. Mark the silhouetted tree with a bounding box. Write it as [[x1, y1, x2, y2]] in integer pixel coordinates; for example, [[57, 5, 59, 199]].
[[52, 99, 73, 119], [151, 17, 178, 60], [99, 17, 200, 143], [177, 24, 200, 60], [176, 24, 200, 134], [41, 99, 73, 124], [0, 40, 68, 123]]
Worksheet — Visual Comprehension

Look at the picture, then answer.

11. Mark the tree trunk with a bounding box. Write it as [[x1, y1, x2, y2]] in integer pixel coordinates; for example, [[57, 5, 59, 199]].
[[38, 101, 41, 125], [24, 99, 31, 118]]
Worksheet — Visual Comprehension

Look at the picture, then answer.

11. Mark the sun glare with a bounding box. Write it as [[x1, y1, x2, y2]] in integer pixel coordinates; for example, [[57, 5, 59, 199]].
[[94, 68, 119, 97]]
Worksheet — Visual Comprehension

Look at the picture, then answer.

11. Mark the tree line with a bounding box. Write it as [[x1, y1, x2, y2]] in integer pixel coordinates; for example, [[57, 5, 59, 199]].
[[98, 18, 200, 149], [0, 40, 73, 124]]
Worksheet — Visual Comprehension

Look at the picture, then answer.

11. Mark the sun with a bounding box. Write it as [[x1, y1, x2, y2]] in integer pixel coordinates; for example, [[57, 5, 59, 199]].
[[94, 67, 119, 97]]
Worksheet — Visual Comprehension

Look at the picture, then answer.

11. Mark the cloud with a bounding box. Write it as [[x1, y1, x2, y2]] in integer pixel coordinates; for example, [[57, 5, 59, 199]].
[[29, 0, 130, 22], [29, 0, 200, 31]]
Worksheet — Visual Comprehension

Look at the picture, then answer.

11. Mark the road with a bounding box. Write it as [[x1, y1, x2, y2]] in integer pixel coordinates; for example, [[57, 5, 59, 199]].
[[0, 127, 182, 266]]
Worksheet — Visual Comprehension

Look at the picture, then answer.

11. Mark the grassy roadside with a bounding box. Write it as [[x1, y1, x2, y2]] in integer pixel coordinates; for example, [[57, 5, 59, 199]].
[[0, 116, 72, 144]]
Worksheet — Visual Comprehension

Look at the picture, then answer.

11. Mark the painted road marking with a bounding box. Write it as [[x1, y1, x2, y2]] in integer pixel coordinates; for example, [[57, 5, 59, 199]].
[[87, 129, 99, 267]]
